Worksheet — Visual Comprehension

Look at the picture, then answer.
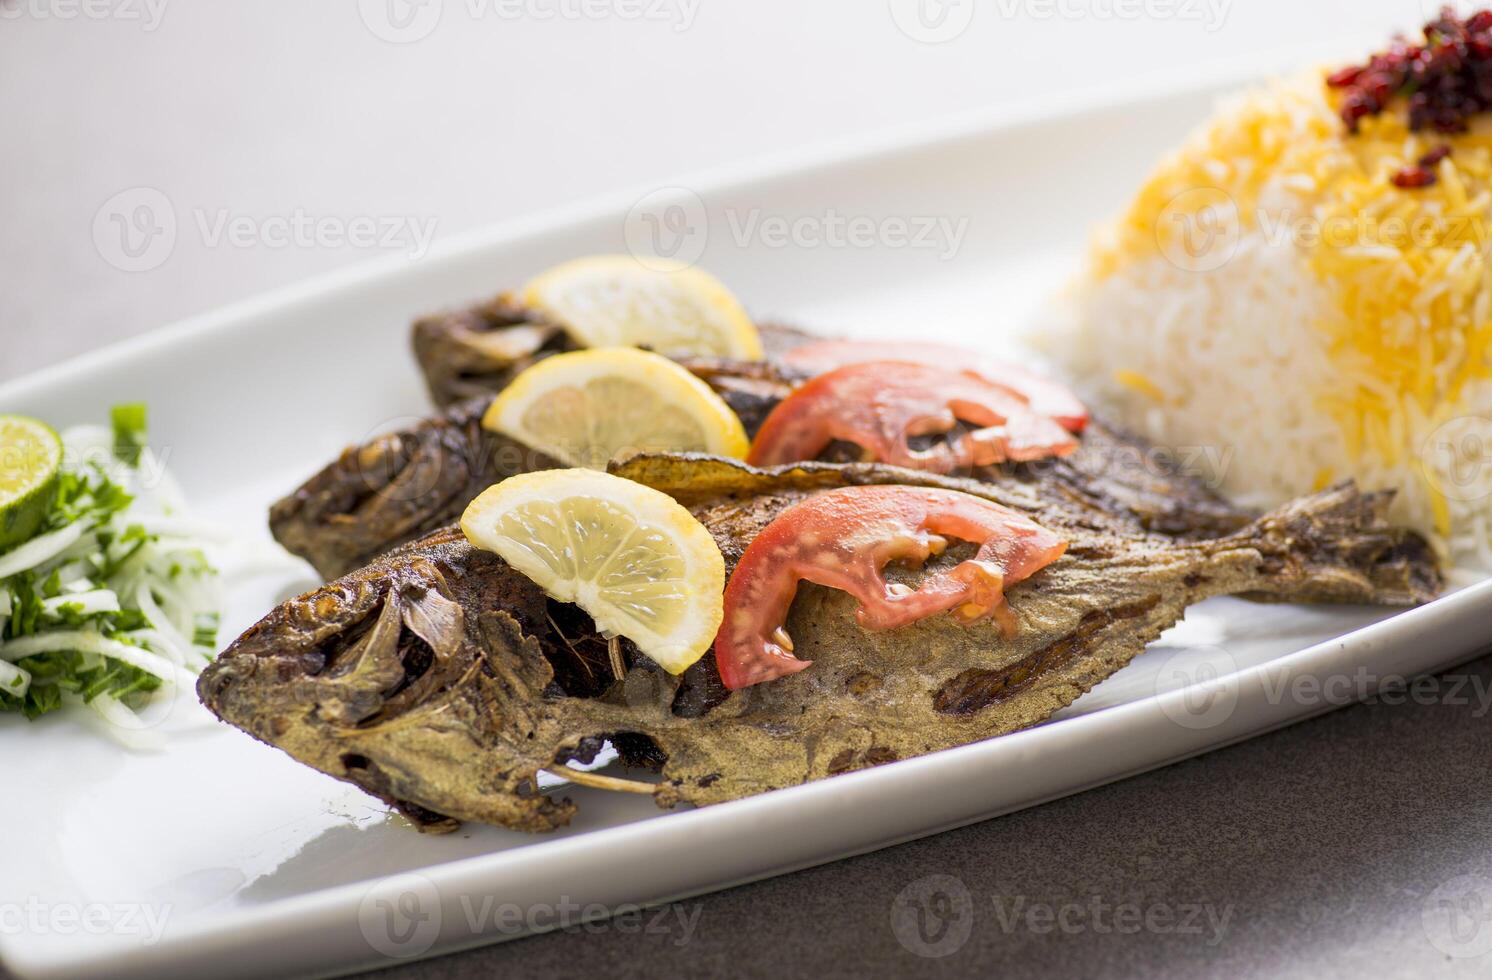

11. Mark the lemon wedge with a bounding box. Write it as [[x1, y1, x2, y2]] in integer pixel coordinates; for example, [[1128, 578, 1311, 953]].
[[483, 348, 749, 468], [461, 470, 724, 674], [518, 255, 763, 359], [0, 415, 62, 551]]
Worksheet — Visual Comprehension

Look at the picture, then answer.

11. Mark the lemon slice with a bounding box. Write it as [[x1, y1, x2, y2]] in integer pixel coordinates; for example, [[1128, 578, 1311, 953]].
[[518, 255, 763, 359], [0, 415, 62, 551], [483, 348, 749, 468], [462, 470, 724, 674]]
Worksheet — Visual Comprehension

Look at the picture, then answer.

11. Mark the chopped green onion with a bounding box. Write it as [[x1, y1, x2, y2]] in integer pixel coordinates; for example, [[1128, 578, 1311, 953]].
[[111, 403, 148, 465]]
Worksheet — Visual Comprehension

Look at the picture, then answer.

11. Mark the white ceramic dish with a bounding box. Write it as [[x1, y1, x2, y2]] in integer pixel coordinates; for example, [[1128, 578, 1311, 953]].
[[5, 64, 1491, 980]]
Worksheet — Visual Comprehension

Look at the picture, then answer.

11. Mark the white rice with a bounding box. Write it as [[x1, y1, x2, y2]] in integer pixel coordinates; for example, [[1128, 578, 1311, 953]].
[[1040, 191, 1492, 571]]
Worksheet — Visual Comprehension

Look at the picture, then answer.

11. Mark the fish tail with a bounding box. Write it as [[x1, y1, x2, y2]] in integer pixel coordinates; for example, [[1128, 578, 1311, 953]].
[[1221, 481, 1441, 606]]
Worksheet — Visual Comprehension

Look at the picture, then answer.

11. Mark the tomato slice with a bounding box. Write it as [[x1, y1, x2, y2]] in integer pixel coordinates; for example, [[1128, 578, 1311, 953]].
[[715, 485, 1068, 689], [747, 361, 1079, 472], [781, 340, 1089, 432]]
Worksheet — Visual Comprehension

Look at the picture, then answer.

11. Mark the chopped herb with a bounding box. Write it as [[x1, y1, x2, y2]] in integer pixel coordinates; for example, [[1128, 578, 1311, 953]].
[[192, 611, 220, 650], [111, 403, 148, 465], [6, 574, 42, 639]]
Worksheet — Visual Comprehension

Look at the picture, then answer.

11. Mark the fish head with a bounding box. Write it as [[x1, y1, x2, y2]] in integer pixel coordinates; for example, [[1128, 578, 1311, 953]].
[[198, 529, 585, 833]]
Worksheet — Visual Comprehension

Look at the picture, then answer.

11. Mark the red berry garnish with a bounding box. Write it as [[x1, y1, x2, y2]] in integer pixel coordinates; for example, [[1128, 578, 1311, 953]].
[[1331, 8, 1492, 135], [1392, 166, 1438, 188], [1328, 66, 1363, 87], [1420, 144, 1453, 167]]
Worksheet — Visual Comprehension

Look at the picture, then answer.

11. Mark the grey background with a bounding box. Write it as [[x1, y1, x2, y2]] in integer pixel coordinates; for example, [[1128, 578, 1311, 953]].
[[0, 0, 1417, 383], [5, 2, 1492, 978]]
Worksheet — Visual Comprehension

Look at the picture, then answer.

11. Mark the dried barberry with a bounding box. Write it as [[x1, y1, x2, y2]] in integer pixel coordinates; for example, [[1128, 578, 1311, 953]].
[[1420, 144, 1453, 167], [1392, 166, 1438, 188], [1328, 7, 1492, 138]]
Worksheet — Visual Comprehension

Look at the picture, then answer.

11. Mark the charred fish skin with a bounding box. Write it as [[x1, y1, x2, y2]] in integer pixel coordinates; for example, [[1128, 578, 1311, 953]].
[[1003, 417, 1254, 541], [268, 399, 565, 580], [411, 297, 575, 409], [203, 456, 1440, 834], [668, 352, 805, 438]]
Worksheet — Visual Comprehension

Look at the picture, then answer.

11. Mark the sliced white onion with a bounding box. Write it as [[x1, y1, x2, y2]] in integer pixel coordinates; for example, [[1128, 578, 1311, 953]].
[[60, 573, 98, 593], [41, 590, 121, 617], [83, 693, 167, 751], [0, 659, 30, 699], [123, 629, 186, 668], [0, 523, 85, 579], [133, 581, 194, 667], [0, 629, 192, 686]]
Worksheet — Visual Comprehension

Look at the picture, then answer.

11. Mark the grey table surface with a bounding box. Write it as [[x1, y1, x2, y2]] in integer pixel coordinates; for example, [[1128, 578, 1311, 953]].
[[5, 4, 1492, 979]]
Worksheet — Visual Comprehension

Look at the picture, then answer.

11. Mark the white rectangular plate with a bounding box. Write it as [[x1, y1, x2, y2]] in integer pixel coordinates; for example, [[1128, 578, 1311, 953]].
[[5, 65, 1491, 980]]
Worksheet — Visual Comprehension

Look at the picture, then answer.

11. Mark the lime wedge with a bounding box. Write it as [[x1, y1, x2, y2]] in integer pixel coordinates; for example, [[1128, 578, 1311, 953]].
[[0, 415, 63, 551]]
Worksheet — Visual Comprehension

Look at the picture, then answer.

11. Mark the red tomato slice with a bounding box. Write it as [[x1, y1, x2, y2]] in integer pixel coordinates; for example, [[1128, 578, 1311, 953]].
[[781, 340, 1089, 432], [715, 485, 1068, 689], [747, 361, 1079, 473]]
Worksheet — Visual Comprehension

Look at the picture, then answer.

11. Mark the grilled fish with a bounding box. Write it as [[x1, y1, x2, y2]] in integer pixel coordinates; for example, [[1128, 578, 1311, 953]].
[[203, 455, 1439, 833], [273, 377, 1250, 580]]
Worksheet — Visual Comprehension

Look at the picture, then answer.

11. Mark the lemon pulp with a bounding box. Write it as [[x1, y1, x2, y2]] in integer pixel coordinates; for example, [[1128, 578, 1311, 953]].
[[484, 348, 748, 468], [461, 469, 724, 674], [518, 255, 763, 359]]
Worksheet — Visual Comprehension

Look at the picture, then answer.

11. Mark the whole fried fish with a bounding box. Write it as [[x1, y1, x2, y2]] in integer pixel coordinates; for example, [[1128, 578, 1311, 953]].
[[274, 301, 1250, 578], [202, 456, 1439, 834], [273, 385, 1250, 580]]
